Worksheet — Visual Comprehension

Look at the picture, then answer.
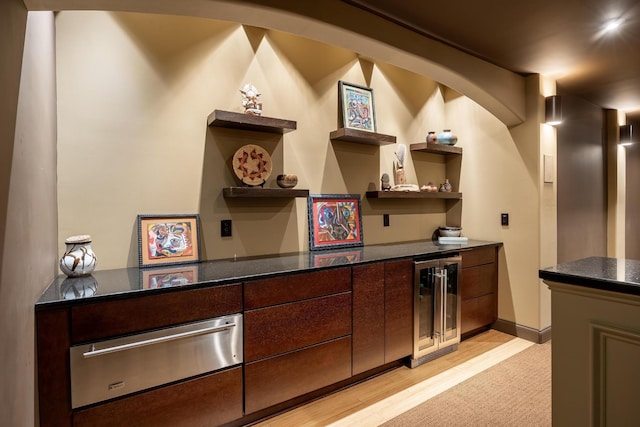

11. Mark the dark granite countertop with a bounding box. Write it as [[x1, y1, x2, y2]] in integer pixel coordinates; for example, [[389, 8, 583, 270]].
[[539, 256, 640, 296], [37, 239, 501, 309]]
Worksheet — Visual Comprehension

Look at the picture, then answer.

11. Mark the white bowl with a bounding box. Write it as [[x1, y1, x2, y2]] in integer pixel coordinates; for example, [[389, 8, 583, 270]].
[[439, 227, 461, 237]]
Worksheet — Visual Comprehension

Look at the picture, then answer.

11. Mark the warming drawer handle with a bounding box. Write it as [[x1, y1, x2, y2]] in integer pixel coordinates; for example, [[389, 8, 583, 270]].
[[82, 323, 237, 358]]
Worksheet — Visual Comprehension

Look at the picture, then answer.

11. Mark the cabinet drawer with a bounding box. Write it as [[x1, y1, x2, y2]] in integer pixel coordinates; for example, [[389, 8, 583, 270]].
[[244, 267, 351, 309], [73, 366, 243, 427], [244, 292, 351, 362], [461, 294, 497, 335], [71, 284, 242, 343], [462, 246, 497, 268], [245, 337, 351, 414], [461, 263, 497, 300]]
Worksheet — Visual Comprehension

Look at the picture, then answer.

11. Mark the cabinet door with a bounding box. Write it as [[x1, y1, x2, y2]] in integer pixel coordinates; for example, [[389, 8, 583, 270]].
[[384, 259, 414, 362], [352, 259, 413, 375], [73, 367, 243, 427], [352, 263, 385, 375], [244, 292, 351, 362], [245, 337, 351, 414], [461, 247, 498, 336]]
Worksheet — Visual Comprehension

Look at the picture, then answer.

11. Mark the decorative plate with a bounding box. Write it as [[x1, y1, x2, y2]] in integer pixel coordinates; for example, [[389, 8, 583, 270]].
[[232, 144, 272, 186]]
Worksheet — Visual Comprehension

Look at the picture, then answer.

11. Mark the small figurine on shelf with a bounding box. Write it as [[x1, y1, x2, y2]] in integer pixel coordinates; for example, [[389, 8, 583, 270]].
[[426, 131, 437, 143], [420, 181, 438, 192], [395, 143, 407, 185], [439, 178, 453, 192], [381, 173, 391, 191], [240, 83, 262, 116]]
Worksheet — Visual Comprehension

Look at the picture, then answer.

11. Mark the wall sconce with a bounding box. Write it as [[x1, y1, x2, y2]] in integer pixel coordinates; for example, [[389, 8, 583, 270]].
[[544, 95, 562, 125], [619, 124, 634, 146]]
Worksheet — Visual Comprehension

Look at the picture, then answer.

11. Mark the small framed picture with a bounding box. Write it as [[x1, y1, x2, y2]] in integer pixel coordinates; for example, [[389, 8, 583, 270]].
[[137, 214, 201, 268], [338, 81, 377, 132], [307, 194, 364, 251]]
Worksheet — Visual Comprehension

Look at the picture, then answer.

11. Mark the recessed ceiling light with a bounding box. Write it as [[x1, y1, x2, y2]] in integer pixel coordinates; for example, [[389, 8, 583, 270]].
[[603, 18, 622, 33]]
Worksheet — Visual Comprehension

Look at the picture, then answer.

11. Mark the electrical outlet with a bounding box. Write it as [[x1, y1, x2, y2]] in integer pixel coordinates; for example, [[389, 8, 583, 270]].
[[221, 219, 232, 237], [501, 213, 509, 226], [383, 214, 390, 227]]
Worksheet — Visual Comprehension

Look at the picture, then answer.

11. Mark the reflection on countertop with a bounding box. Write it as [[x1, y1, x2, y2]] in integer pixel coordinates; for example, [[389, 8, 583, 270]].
[[38, 239, 501, 308]]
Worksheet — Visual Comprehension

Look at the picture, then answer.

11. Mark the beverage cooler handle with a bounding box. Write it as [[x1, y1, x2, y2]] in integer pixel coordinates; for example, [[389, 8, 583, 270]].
[[441, 271, 447, 340]]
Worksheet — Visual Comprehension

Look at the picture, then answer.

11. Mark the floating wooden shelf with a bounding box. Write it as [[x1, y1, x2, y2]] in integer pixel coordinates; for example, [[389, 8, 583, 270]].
[[366, 191, 462, 200], [329, 128, 396, 145], [410, 142, 462, 155], [208, 110, 297, 134], [223, 187, 309, 199]]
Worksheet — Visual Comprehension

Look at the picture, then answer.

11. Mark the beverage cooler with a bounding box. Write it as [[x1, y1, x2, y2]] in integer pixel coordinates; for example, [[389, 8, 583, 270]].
[[411, 255, 462, 368]]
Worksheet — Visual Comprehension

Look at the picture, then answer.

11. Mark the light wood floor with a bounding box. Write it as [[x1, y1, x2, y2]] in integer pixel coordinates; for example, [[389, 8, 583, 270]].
[[254, 329, 524, 426]]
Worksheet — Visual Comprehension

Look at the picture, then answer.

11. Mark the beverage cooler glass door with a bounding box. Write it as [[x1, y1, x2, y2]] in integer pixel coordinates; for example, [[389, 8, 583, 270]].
[[414, 260, 439, 357], [413, 257, 462, 360]]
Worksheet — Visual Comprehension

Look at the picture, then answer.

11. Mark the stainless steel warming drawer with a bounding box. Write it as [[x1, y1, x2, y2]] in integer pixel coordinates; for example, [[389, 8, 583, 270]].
[[69, 313, 243, 408]]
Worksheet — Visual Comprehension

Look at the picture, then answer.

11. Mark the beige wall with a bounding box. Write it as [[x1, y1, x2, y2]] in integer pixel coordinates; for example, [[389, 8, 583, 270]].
[[55, 11, 455, 267], [0, 9, 58, 427], [55, 11, 550, 331]]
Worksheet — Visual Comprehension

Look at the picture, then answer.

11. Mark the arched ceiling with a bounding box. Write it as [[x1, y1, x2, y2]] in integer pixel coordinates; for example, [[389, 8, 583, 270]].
[[23, 0, 527, 127]]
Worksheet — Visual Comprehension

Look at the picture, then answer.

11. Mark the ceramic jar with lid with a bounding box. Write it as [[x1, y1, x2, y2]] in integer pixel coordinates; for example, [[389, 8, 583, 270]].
[[59, 235, 97, 277]]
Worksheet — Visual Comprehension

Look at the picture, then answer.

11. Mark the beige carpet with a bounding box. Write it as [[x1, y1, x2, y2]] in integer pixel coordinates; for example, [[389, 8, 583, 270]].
[[382, 341, 551, 427]]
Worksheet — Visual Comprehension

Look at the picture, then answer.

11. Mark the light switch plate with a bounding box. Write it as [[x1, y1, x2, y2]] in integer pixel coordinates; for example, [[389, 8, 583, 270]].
[[544, 155, 554, 183]]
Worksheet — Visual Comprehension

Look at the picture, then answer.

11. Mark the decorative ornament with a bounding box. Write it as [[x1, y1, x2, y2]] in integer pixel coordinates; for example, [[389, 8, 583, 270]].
[[381, 173, 391, 191], [436, 129, 458, 145], [395, 143, 407, 185], [240, 83, 262, 116], [232, 144, 272, 186], [59, 235, 97, 277], [276, 174, 298, 188]]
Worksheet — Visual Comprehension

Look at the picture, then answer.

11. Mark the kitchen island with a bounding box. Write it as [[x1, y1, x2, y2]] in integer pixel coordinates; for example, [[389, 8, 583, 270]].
[[36, 239, 501, 427], [539, 257, 640, 426]]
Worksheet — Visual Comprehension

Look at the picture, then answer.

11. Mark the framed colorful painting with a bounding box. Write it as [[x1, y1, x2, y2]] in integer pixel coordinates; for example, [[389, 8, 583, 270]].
[[307, 194, 364, 250], [338, 81, 377, 132], [137, 214, 201, 267]]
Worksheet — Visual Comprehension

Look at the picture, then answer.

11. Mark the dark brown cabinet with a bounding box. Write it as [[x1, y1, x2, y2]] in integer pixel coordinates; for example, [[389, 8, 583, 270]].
[[461, 246, 498, 337], [36, 284, 243, 427], [352, 259, 413, 375], [36, 244, 499, 427], [243, 268, 352, 414]]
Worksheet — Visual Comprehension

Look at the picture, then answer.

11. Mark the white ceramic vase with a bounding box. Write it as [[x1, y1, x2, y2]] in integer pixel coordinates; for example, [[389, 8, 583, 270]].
[[60, 235, 97, 277]]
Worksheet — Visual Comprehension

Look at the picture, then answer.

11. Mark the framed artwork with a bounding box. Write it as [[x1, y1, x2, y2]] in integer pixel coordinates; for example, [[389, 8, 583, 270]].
[[338, 81, 377, 132], [137, 214, 201, 268], [307, 194, 364, 251], [140, 265, 199, 289]]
